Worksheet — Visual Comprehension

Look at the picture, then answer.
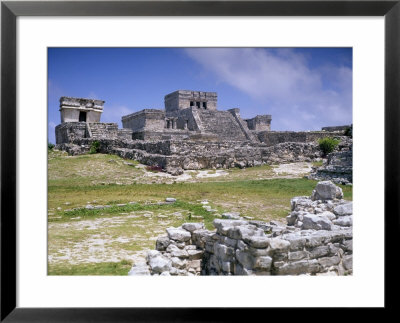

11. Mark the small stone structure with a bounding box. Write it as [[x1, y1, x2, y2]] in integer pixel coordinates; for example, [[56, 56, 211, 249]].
[[59, 97, 104, 123], [129, 181, 353, 276], [309, 137, 353, 184]]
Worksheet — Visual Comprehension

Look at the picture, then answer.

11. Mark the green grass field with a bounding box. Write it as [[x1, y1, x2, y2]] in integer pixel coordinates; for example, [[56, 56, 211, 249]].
[[48, 150, 352, 275]]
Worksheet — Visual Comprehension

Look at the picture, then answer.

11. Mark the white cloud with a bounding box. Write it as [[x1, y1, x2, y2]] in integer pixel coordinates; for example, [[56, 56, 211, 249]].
[[185, 48, 352, 130]]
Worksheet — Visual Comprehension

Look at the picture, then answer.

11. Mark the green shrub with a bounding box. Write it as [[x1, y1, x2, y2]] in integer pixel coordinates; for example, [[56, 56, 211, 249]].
[[89, 141, 100, 154], [344, 125, 352, 138], [318, 137, 340, 156], [48, 142, 55, 150]]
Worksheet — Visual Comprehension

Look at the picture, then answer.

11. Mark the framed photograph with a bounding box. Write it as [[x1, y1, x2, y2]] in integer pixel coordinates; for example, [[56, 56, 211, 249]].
[[1, 0, 398, 320]]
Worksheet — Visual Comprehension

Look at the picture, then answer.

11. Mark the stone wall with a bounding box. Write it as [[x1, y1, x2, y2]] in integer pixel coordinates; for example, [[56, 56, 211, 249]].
[[322, 125, 351, 132], [117, 128, 133, 140], [129, 181, 353, 276], [55, 122, 88, 144], [245, 115, 272, 131], [122, 109, 165, 133], [56, 138, 324, 172], [88, 123, 119, 139], [257, 131, 340, 147]]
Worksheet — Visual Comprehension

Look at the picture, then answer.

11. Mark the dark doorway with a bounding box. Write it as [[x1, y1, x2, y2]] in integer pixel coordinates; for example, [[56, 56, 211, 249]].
[[196, 102, 201, 108], [202, 102, 207, 109], [79, 111, 87, 122]]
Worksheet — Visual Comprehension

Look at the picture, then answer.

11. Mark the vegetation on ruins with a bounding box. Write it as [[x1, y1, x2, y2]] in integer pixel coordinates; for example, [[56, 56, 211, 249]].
[[48, 142, 55, 150], [89, 140, 100, 154], [318, 137, 340, 156], [344, 125, 353, 138]]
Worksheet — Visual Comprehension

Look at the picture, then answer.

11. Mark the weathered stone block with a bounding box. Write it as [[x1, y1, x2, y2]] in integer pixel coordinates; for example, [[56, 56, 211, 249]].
[[213, 219, 248, 236], [166, 227, 191, 242], [341, 239, 353, 253], [213, 243, 235, 262], [333, 202, 353, 216], [311, 181, 343, 201], [318, 255, 341, 267], [343, 255, 353, 270], [283, 235, 307, 251], [166, 244, 189, 259], [188, 259, 202, 270], [187, 249, 204, 260], [156, 235, 170, 251], [308, 245, 330, 259], [268, 238, 290, 253], [302, 214, 332, 231], [171, 257, 187, 269], [288, 250, 310, 261], [333, 216, 352, 227], [148, 255, 172, 274], [274, 259, 320, 275], [254, 256, 273, 271], [182, 222, 205, 233], [219, 236, 238, 248]]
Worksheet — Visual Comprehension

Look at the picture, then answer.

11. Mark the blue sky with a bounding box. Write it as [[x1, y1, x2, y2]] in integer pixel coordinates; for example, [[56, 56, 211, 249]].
[[48, 47, 352, 143]]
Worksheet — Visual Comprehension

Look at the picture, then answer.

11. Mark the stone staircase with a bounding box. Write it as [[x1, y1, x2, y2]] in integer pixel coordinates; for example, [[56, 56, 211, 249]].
[[197, 110, 248, 141], [88, 123, 118, 139]]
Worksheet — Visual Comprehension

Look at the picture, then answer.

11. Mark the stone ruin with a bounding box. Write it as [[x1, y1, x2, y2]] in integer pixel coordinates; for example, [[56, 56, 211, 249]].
[[128, 181, 353, 276], [308, 137, 353, 184], [55, 90, 352, 177]]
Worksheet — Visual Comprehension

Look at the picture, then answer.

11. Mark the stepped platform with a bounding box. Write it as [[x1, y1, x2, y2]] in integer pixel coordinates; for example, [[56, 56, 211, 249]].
[[196, 110, 248, 141]]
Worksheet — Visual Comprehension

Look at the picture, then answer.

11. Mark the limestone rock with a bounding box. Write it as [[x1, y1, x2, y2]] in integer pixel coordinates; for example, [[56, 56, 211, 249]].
[[171, 257, 187, 269], [235, 249, 255, 269], [302, 214, 332, 231], [213, 219, 248, 236], [333, 216, 352, 227], [311, 181, 343, 201], [254, 256, 272, 270], [166, 244, 189, 259], [214, 243, 235, 262], [275, 259, 320, 275], [182, 222, 205, 233], [318, 211, 336, 221], [333, 202, 353, 216], [156, 235, 170, 251], [148, 253, 172, 274], [343, 255, 353, 271], [166, 227, 191, 242], [268, 238, 290, 252]]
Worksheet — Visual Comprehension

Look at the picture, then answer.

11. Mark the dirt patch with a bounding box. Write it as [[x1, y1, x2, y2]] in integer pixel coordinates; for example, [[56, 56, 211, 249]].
[[272, 162, 313, 177]]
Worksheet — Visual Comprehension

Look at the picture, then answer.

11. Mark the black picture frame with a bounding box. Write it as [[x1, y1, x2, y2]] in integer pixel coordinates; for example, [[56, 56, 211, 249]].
[[1, 0, 398, 321]]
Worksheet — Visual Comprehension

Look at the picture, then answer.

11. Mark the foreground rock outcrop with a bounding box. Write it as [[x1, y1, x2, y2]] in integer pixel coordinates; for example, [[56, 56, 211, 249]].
[[128, 181, 353, 276]]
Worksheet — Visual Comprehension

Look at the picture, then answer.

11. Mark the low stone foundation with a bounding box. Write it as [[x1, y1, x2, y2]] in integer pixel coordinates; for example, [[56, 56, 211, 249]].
[[129, 181, 353, 276], [56, 137, 328, 172]]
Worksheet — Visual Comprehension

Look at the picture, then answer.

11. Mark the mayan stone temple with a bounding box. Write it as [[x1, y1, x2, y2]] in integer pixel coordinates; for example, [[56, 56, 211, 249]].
[[55, 90, 352, 180]]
